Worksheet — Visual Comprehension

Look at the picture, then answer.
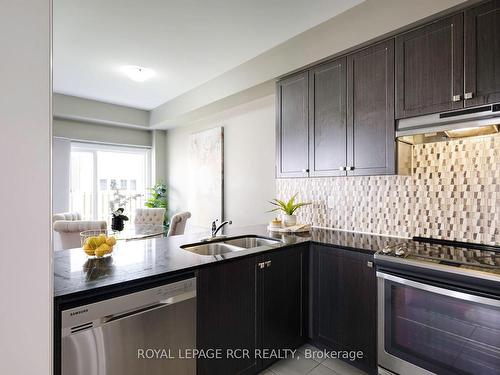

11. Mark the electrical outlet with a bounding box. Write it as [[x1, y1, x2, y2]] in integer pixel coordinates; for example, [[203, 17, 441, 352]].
[[327, 196, 335, 209]]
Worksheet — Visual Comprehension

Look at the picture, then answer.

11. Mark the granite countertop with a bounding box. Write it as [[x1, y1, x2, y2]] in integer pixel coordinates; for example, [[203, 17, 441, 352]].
[[54, 224, 406, 299]]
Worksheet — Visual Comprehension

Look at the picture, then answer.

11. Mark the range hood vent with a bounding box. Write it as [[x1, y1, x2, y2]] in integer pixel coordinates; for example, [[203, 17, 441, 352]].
[[396, 104, 500, 144]]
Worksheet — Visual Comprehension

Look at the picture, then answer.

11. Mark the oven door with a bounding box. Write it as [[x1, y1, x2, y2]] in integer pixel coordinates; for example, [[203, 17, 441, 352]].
[[377, 271, 500, 375]]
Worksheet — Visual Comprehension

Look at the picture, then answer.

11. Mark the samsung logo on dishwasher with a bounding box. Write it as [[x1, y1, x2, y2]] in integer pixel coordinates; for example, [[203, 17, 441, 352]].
[[70, 308, 88, 316]]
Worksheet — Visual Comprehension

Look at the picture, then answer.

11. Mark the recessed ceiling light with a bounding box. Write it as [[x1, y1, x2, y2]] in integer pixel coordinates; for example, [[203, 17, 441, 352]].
[[121, 65, 155, 82]]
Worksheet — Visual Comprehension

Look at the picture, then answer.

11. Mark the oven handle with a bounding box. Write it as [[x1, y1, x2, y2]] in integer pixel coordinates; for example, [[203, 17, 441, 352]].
[[377, 271, 500, 308]]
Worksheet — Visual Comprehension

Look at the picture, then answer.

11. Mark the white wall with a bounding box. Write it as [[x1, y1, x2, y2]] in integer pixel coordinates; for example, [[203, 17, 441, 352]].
[[167, 95, 276, 230], [53, 118, 152, 146], [53, 93, 150, 128], [152, 130, 168, 183], [0, 0, 52, 374], [53, 138, 71, 213], [151, 0, 468, 128]]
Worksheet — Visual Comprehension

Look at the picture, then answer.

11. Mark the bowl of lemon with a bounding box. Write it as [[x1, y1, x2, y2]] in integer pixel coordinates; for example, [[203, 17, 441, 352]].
[[80, 230, 117, 258]]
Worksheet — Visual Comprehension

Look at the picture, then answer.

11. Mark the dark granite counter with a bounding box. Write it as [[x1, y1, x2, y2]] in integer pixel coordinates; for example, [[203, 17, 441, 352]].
[[54, 224, 406, 300]]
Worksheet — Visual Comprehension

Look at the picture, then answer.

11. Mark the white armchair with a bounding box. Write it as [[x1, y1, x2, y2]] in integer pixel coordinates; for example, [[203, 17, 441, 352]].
[[134, 208, 166, 225], [53, 212, 107, 251], [53, 212, 81, 222]]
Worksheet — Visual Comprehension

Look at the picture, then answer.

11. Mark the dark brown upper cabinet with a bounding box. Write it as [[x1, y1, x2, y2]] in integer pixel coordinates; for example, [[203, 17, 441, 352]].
[[395, 14, 464, 118], [464, 0, 500, 107], [276, 72, 309, 178], [308, 58, 347, 177], [347, 40, 395, 176]]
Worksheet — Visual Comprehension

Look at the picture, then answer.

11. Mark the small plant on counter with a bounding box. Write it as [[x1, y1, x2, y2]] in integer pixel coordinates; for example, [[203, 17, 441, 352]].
[[145, 182, 168, 225], [268, 193, 310, 215], [268, 193, 310, 227]]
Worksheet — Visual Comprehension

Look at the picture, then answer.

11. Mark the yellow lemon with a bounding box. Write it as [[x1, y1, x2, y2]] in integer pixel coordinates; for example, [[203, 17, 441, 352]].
[[83, 246, 95, 256], [97, 234, 107, 246], [87, 236, 99, 249], [106, 236, 116, 246], [95, 244, 110, 257]]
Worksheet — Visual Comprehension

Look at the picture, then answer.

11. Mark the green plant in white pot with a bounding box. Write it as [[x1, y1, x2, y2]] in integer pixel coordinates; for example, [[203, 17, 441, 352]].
[[268, 193, 311, 227]]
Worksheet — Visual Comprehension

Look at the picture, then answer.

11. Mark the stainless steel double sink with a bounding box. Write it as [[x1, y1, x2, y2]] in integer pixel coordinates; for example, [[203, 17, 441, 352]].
[[181, 235, 281, 256]]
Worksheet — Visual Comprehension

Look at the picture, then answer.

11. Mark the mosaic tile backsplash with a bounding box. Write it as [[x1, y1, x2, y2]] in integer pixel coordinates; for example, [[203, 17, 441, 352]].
[[276, 134, 500, 245]]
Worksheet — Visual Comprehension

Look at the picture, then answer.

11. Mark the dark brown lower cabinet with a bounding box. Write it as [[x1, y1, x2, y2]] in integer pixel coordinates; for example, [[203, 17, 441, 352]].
[[197, 257, 258, 375], [312, 244, 377, 374], [258, 246, 306, 369], [197, 246, 307, 374]]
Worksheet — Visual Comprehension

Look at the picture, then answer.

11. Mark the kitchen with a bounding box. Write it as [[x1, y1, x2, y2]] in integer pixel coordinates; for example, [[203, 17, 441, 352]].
[[2, 0, 499, 375]]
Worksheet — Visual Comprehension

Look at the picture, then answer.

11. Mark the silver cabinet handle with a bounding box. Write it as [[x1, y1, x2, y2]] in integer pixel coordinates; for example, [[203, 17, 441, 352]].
[[347, 166, 354, 171], [339, 166, 346, 171], [367, 261, 373, 268], [265, 260, 272, 268], [258, 262, 265, 269], [301, 169, 309, 173], [452, 94, 461, 102], [464, 92, 473, 99]]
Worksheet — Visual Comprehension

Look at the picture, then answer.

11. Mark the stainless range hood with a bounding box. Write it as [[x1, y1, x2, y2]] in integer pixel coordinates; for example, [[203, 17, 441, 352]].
[[396, 103, 500, 144]]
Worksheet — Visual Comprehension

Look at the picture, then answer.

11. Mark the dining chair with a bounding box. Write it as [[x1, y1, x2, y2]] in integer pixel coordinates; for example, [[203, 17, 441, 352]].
[[134, 208, 166, 226], [167, 211, 191, 236]]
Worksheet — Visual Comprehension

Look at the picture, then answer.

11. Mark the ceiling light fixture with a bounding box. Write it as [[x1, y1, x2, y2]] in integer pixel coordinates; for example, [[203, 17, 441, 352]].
[[121, 65, 155, 82]]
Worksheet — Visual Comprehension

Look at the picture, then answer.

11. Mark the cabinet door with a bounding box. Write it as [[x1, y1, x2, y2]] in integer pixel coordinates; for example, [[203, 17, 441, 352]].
[[312, 246, 343, 349], [309, 58, 347, 177], [197, 258, 258, 375], [395, 14, 464, 118], [276, 72, 309, 178], [347, 40, 395, 176], [464, 0, 500, 106], [312, 245, 377, 374], [258, 247, 305, 369], [339, 250, 377, 373]]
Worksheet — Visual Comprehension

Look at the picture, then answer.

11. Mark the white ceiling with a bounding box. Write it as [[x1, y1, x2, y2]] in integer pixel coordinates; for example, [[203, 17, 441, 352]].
[[54, 0, 363, 110]]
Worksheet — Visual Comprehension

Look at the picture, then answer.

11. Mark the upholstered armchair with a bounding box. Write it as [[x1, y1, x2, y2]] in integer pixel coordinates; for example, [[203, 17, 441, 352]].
[[53, 212, 107, 251], [167, 211, 191, 236]]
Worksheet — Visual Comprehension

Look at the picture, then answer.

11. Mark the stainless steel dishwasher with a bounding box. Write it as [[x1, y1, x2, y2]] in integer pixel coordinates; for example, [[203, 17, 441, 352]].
[[61, 277, 196, 375]]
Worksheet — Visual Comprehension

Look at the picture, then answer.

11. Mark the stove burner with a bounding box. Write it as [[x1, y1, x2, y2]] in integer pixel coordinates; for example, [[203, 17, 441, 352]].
[[378, 237, 500, 273]]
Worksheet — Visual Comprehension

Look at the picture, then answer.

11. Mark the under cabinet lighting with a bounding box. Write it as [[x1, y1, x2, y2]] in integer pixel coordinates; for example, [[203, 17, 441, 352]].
[[444, 125, 498, 138]]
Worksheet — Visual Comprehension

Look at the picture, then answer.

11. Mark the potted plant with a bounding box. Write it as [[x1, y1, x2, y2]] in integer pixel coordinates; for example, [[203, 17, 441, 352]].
[[145, 182, 168, 226], [111, 208, 129, 231], [108, 180, 141, 231], [268, 193, 310, 227]]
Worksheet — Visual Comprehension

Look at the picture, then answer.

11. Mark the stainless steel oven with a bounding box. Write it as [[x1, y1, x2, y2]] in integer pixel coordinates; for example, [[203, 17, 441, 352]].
[[377, 271, 500, 375]]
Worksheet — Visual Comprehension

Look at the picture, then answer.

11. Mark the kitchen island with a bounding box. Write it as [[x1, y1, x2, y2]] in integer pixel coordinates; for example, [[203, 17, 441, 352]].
[[54, 224, 407, 375], [54, 224, 405, 299]]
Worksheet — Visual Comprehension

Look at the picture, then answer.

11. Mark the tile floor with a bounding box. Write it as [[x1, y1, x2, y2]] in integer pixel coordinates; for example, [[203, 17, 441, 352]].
[[260, 344, 367, 375]]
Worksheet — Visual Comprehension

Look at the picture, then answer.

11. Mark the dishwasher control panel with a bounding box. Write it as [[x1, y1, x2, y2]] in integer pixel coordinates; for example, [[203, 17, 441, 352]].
[[156, 277, 195, 299], [62, 276, 196, 336]]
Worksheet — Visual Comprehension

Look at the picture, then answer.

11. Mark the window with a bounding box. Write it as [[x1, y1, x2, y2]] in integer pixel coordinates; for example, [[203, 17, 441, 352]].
[[99, 179, 107, 190], [70, 142, 151, 221]]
